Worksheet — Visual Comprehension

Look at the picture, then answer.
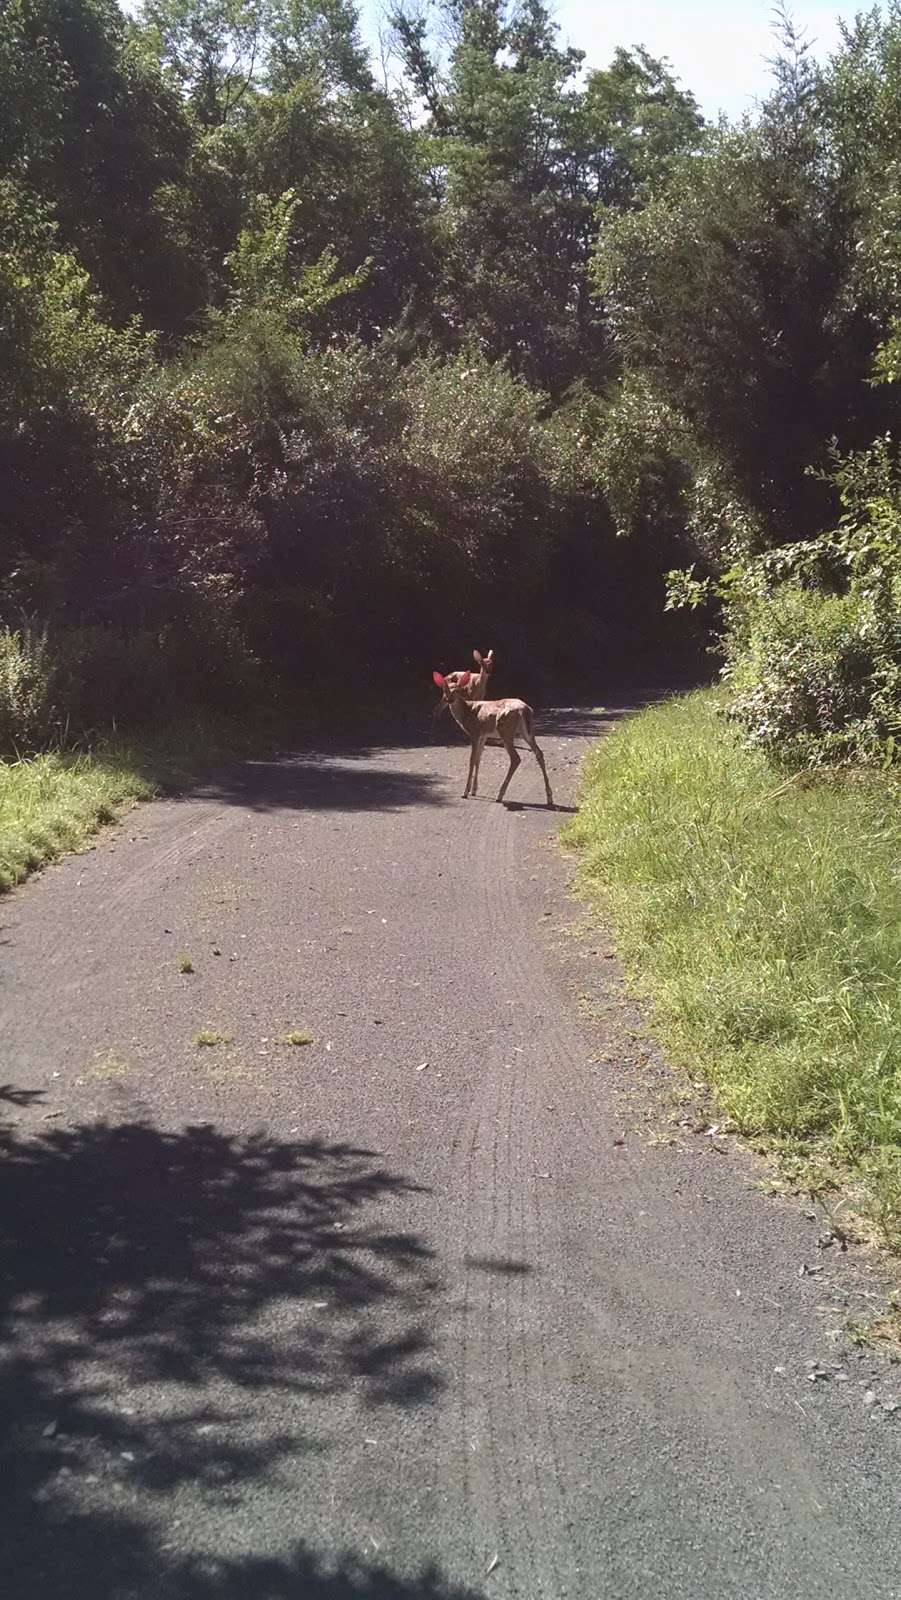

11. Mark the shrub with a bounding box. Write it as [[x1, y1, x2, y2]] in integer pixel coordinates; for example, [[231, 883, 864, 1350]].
[[724, 584, 895, 765], [720, 440, 901, 765], [0, 627, 56, 750], [0, 616, 261, 753], [666, 435, 901, 767]]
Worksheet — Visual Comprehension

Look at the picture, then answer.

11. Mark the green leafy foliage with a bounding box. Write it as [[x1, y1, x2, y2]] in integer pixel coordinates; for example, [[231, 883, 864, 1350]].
[[593, 116, 866, 537], [5, 0, 901, 767], [0, 0, 199, 326], [592, 10, 901, 764], [222, 188, 370, 327], [0, 620, 261, 753], [0, 181, 153, 426], [719, 439, 901, 765], [390, 2, 702, 390], [724, 585, 890, 765]]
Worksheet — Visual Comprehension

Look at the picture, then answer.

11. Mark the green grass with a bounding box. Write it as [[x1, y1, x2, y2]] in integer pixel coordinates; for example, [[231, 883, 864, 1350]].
[[276, 1029, 313, 1047], [0, 715, 272, 892], [193, 1028, 233, 1048], [0, 749, 155, 889], [566, 689, 901, 1251]]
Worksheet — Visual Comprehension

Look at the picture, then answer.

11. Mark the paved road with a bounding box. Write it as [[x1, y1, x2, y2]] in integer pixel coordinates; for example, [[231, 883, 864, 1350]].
[[0, 705, 898, 1600]]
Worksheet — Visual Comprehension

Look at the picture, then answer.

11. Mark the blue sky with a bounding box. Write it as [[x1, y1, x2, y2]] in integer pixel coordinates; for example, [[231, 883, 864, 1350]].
[[359, 1, 872, 120]]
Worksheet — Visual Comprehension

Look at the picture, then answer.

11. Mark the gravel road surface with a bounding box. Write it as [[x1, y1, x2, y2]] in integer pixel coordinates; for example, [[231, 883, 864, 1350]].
[[1, 705, 898, 1600]]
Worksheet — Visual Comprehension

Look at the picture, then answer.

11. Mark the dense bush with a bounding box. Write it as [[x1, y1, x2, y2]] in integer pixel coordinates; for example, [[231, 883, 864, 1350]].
[[0, 629, 57, 751], [118, 312, 668, 694], [590, 11, 901, 765], [669, 435, 901, 767], [0, 0, 719, 755], [7, 0, 901, 759], [0, 618, 261, 753], [724, 585, 891, 765]]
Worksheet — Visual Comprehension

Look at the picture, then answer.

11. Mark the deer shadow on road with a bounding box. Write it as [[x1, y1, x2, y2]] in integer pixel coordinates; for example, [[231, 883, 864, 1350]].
[[0, 1111, 455, 1599]]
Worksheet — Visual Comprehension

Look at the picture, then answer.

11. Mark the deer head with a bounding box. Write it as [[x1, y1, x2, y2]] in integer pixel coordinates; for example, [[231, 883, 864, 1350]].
[[432, 668, 472, 706], [434, 649, 494, 712]]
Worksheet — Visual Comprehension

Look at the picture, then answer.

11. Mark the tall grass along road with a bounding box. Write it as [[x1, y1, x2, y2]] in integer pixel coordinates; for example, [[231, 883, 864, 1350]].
[[0, 718, 270, 893], [0, 706, 898, 1600], [568, 690, 901, 1256]]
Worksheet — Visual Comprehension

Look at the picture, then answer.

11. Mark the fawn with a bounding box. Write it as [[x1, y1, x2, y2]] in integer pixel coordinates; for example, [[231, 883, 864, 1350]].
[[432, 668, 554, 808]]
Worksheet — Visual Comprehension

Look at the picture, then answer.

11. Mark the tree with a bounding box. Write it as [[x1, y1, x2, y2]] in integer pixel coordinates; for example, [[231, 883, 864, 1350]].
[[138, 0, 267, 126], [267, 0, 373, 92], [389, 1, 702, 389], [243, 79, 436, 337], [578, 45, 704, 210], [593, 108, 871, 542], [0, 0, 199, 328]]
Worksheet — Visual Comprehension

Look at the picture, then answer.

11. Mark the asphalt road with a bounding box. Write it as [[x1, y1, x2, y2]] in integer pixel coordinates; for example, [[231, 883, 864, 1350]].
[[1, 704, 898, 1600]]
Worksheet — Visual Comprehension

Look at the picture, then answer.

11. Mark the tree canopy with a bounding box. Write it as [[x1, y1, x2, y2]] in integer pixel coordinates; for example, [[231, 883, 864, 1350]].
[[1, 0, 900, 759]]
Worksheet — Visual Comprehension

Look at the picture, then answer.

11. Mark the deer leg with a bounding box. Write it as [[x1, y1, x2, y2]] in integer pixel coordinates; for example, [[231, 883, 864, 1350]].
[[522, 712, 554, 808], [528, 739, 554, 808], [471, 735, 487, 796], [495, 729, 521, 802], [462, 741, 477, 798]]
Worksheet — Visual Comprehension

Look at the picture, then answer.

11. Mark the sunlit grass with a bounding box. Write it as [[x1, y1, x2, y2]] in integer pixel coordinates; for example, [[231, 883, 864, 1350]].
[[193, 1029, 233, 1048], [0, 748, 154, 890], [567, 689, 901, 1250], [0, 716, 268, 892]]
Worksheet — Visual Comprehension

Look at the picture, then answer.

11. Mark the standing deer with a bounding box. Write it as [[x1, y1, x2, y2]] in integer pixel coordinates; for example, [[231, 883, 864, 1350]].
[[432, 668, 554, 809], [434, 648, 494, 715], [445, 647, 494, 699]]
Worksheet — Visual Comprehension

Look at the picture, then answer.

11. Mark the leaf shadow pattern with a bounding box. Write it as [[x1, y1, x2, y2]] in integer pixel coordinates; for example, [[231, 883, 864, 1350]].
[[0, 1119, 448, 1599], [178, 1545, 489, 1598], [0, 1083, 45, 1108]]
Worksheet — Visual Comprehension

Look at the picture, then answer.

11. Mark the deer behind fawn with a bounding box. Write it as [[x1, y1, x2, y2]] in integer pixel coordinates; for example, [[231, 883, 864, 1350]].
[[447, 647, 494, 698], [434, 648, 494, 712]]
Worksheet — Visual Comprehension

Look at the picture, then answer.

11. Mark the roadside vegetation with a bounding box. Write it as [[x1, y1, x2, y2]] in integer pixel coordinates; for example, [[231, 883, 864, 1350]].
[[568, 692, 901, 1253], [0, 716, 263, 890], [557, 6, 901, 1257], [0, 746, 154, 890]]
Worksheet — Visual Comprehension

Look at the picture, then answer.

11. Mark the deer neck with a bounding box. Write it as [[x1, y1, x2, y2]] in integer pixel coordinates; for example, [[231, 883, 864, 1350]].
[[449, 696, 480, 736]]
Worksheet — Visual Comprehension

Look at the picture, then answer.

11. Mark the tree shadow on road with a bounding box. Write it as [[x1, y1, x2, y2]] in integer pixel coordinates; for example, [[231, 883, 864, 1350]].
[[175, 1544, 488, 1598], [537, 707, 633, 738], [153, 702, 652, 820], [0, 1114, 449, 1599], [192, 757, 449, 814]]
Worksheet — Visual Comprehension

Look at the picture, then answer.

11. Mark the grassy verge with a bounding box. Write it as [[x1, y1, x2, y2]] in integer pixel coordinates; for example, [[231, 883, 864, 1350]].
[[0, 715, 270, 892], [566, 689, 901, 1255]]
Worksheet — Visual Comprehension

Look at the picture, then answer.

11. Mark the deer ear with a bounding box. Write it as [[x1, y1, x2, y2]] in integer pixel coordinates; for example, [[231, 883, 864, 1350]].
[[458, 669, 472, 688], [432, 671, 446, 687], [473, 650, 483, 665], [486, 649, 494, 663]]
